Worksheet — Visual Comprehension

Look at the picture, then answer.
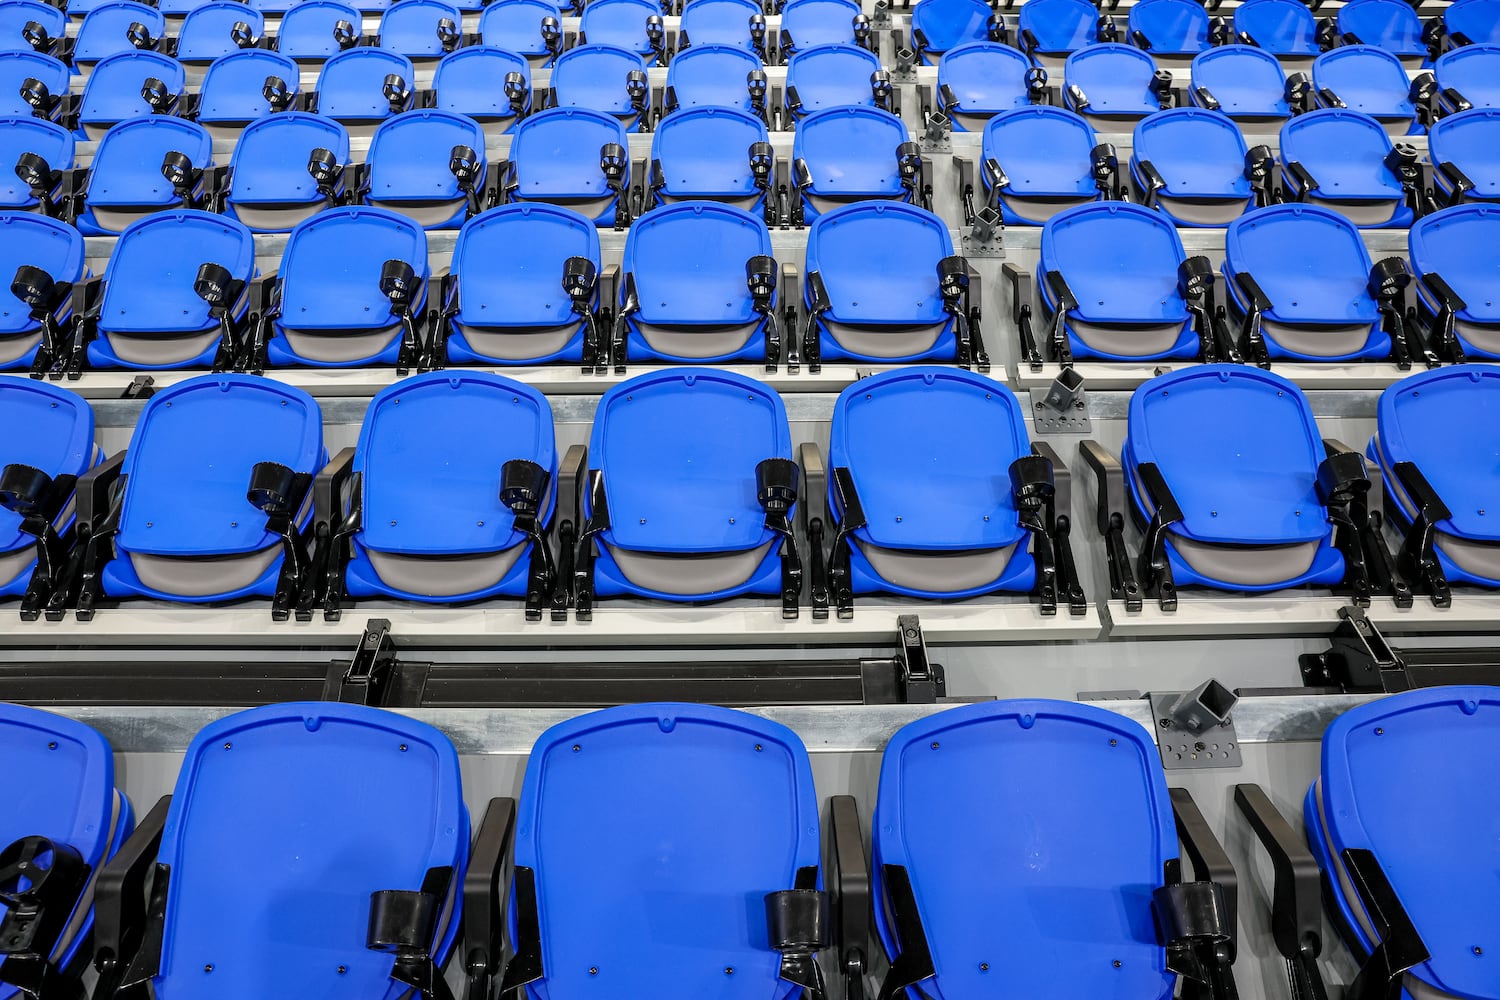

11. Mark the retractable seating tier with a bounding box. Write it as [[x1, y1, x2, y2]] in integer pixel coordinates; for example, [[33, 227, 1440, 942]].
[[176, 2, 265, 70], [648, 106, 772, 215], [1312, 46, 1423, 136], [62, 374, 324, 618], [479, 0, 565, 67], [218, 112, 351, 232], [75, 49, 185, 139], [1337, 0, 1426, 66], [1444, 0, 1500, 46], [802, 201, 982, 368], [313, 371, 560, 618], [501, 107, 633, 227], [1369, 367, 1500, 598], [662, 43, 766, 117], [1222, 204, 1400, 365], [0, 117, 73, 213], [0, 381, 94, 616], [1428, 108, 1500, 207], [1063, 43, 1172, 130], [612, 201, 781, 368], [194, 49, 301, 139], [579, 0, 667, 61], [261, 205, 430, 370], [935, 41, 1037, 132], [0, 2, 66, 57], [377, 0, 463, 59], [0, 52, 68, 119], [0, 213, 85, 377], [1128, 0, 1215, 67], [500, 703, 826, 999], [363, 109, 488, 229], [96, 702, 476, 1000], [274, 0, 363, 64], [1233, 0, 1320, 72], [678, 0, 764, 53], [432, 46, 532, 126], [779, 0, 864, 58], [0, 704, 132, 1000], [1017, 0, 1100, 72], [791, 106, 922, 224], [1435, 44, 1500, 113], [71, 1, 164, 70], [547, 43, 650, 131], [910, 0, 994, 64], [74, 117, 214, 236], [1408, 206, 1500, 361], [1278, 109, 1418, 228], [869, 700, 1239, 1000], [438, 203, 601, 367], [785, 43, 887, 119], [1303, 687, 1500, 999], [1130, 107, 1261, 227], [1188, 45, 1295, 135], [980, 106, 1109, 226], [570, 369, 804, 617], [312, 47, 415, 135]]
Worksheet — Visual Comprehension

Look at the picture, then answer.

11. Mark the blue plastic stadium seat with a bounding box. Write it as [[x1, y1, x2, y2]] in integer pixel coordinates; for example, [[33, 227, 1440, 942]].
[[71, 1, 164, 68], [1017, 0, 1099, 70], [826, 368, 1049, 603], [663, 43, 766, 117], [76, 117, 214, 235], [433, 46, 532, 125], [803, 202, 968, 365], [262, 205, 428, 368], [678, 0, 763, 53], [176, 2, 265, 66], [580, 0, 665, 60], [324, 371, 560, 610], [221, 112, 350, 232], [1368, 371, 1500, 592], [1234, 0, 1319, 71], [936, 41, 1036, 132], [314, 48, 415, 132], [1337, 0, 1426, 66], [379, 0, 462, 58], [614, 201, 780, 366], [274, 0, 362, 63], [785, 43, 885, 118], [1038, 202, 1199, 361], [1189, 45, 1294, 134], [791, 105, 920, 224], [1445, 0, 1500, 46], [441, 203, 600, 365], [502, 107, 632, 226], [87, 210, 255, 370], [1064, 43, 1169, 128], [504, 703, 823, 998], [194, 49, 301, 138], [1129, 0, 1213, 62], [0, 703, 131, 1000], [872, 701, 1243, 998], [1429, 108, 1500, 206], [548, 43, 650, 131], [648, 106, 771, 213], [0, 117, 74, 212], [480, 0, 565, 66], [1312, 46, 1421, 135], [910, 0, 992, 64], [102, 702, 468, 998], [75, 374, 323, 609], [1304, 687, 1500, 999], [1435, 43, 1500, 112], [0, 51, 70, 118], [75, 49, 185, 139], [1131, 107, 1260, 227], [1408, 206, 1500, 360], [0, 212, 84, 373], [0, 1, 66, 56], [1222, 203, 1395, 362], [779, 0, 862, 56], [980, 106, 1108, 225], [1278, 109, 1416, 228], [363, 109, 486, 230], [573, 370, 802, 612]]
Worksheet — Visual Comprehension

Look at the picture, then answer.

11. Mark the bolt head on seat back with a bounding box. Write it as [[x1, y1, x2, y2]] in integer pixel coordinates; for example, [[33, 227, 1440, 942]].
[[1429, 108, 1500, 204], [937, 41, 1034, 132], [434, 46, 532, 124], [0, 116, 74, 211], [1409, 206, 1500, 357], [506, 107, 632, 224], [1436, 44, 1500, 112], [1039, 201, 1195, 360], [479, 0, 566, 65], [910, 0, 992, 62], [793, 105, 910, 221], [981, 106, 1101, 225], [579, 0, 661, 54], [1131, 107, 1254, 227], [267, 205, 429, 367], [0, 212, 84, 369], [447, 203, 600, 364], [1064, 43, 1164, 127], [0, 380, 93, 590], [1312, 46, 1422, 136], [196, 49, 302, 137], [1123, 364, 1346, 591], [315, 48, 416, 132], [72, 1, 164, 68], [1233, 0, 1319, 70], [1188, 45, 1292, 133], [549, 43, 649, 129], [0, 51, 69, 119], [785, 43, 882, 117], [804, 201, 957, 362], [1278, 109, 1414, 228], [650, 106, 769, 208], [586, 369, 793, 601], [664, 43, 763, 114], [378, 0, 463, 58], [1129, 0, 1212, 60], [1018, 0, 1099, 71], [678, 0, 762, 50], [77, 116, 214, 235], [224, 112, 352, 232], [872, 700, 1180, 998], [1337, 0, 1426, 66], [76, 49, 186, 139], [177, 2, 267, 65], [366, 109, 486, 229], [275, 0, 363, 63], [829, 368, 1040, 597]]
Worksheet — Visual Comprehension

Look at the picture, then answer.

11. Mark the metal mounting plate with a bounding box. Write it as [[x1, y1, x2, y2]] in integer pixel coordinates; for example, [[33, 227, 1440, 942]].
[[1148, 691, 1243, 769]]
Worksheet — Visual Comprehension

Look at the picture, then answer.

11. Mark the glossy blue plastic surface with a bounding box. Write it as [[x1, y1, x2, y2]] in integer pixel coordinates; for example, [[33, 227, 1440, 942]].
[[1129, 0, 1210, 54], [936, 42, 1031, 119], [1040, 202, 1188, 323], [77, 50, 185, 129], [197, 49, 300, 124], [226, 112, 349, 212], [1279, 109, 1405, 203], [1312, 46, 1418, 128], [1337, 0, 1424, 59], [0, 211, 84, 338], [1447, 0, 1500, 44], [479, 0, 563, 56], [1017, 0, 1097, 53], [316, 48, 414, 121], [153, 702, 465, 1000], [679, 0, 761, 49], [96, 211, 254, 338], [1066, 43, 1159, 116], [275, 0, 362, 61], [276, 206, 428, 332], [453, 203, 599, 328], [1409, 205, 1500, 326], [1436, 44, 1500, 109], [79, 118, 213, 234], [664, 43, 761, 111], [0, 117, 73, 209], [0, 379, 92, 554], [366, 109, 484, 219], [73, 1, 163, 65], [508, 107, 628, 200], [1190, 45, 1291, 118], [794, 105, 907, 198], [511, 703, 819, 1000], [1429, 108, 1500, 200], [176, 3, 266, 63], [872, 701, 1177, 1000], [579, 0, 657, 51], [1234, 0, 1318, 55], [0, 2, 65, 54], [981, 106, 1097, 197], [786, 43, 881, 113], [434, 46, 530, 120], [1224, 204, 1378, 325], [0, 51, 67, 117], [379, 0, 462, 56], [550, 43, 647, 116], [781, 0, 861, 50], [625, 200, 769, 328], [911, 0, 990, 55], [651, 106, 765, 198], [1132, 107, 1253, 199], [805, 201, 950, 325]]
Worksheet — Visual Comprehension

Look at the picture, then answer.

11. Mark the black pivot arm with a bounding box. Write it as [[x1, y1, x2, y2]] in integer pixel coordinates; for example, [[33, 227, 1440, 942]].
[[1001, 263, 1043, 371], [1032, 441, 1087, 615], [758, 457, 803, 619], [0, 463, 79, 621], [11, 262, 71, 380], [245, 460, 314, 622], [801, 270, 830, 373], [572, 468, 610, 621], [1391, 460, 1453, 607], [499, 458, 557, 622], [1080, 440, 1143, 611], [825, 466, 867, 620], [1043, 269, 1078, 368], [1418, 269, 1468, 363], [1010, 452, 1058, 615], [1233, 270, 1273, 368], [1340, 848, 1432, 1000], [1136, 461, 1182, 611]]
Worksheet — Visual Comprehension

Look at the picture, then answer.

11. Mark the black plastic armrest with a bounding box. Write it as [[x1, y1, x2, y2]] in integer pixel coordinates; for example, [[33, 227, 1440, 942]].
[[76, 450, 126, 529], [827, 796, 869, 999], [461, 798, 515, 1000], [1393, 460, 1452, 524], [1000, 263, 1029, 325], [1287, 160, 1317, 197], [1232, 784, 1323, 969], [798, 442, 827, 539], [1032, 441, 1069, 521], [1170, 787, 1237, 955], [314, 447, 355, 535], [1138, 462, 1183, 523], [92, 795, 171, 996]]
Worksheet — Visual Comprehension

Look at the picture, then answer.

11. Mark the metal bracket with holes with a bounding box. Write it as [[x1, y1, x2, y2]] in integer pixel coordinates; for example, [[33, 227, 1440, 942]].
[[1148, 680, 1243, 769]]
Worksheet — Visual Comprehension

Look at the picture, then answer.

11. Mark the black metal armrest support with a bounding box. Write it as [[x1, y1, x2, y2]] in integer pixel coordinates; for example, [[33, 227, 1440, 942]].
[[1043, 269, 1078, 368], [1080, 440, 1142, 610], [1316, 448, 1376, 609], [1136, 461, 1182, 612], [1010, 453, 1058, 615], [497, 865, 543, 997], [1233, 271, 1272, 368], [94, 795, 171, 1000], [368, 866, 457, 1000], [758, 457, 803, 619], [499, 459, 556, 622], [462, 798, 515, 1000], [320, 454, 362, 623], [767, 867, 828, 999], [801, 270, 830, 374], [799, 442, 828, 619], [827, 796, 868, 1000], [1340, 848, 1431, 1000], [1001, 263, 1043, 371], [245, 460, 314, 623], [1032, 442, 1087, 615], [1391, 460, 1453, 608], [1232, 784, 1329, 1000], [572, 468, 609, 621], [0, 461, 78, 621], [1418, 269, 1469, 363], [551, 444, 585, 621], [826, 466, 866, 620], [304, 447, 353, 623], [1321, 440, 1410, 608], [873, 865, 935, 1000], [69, 449, 126, 622], [1156, 787, 1239, 1000]]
